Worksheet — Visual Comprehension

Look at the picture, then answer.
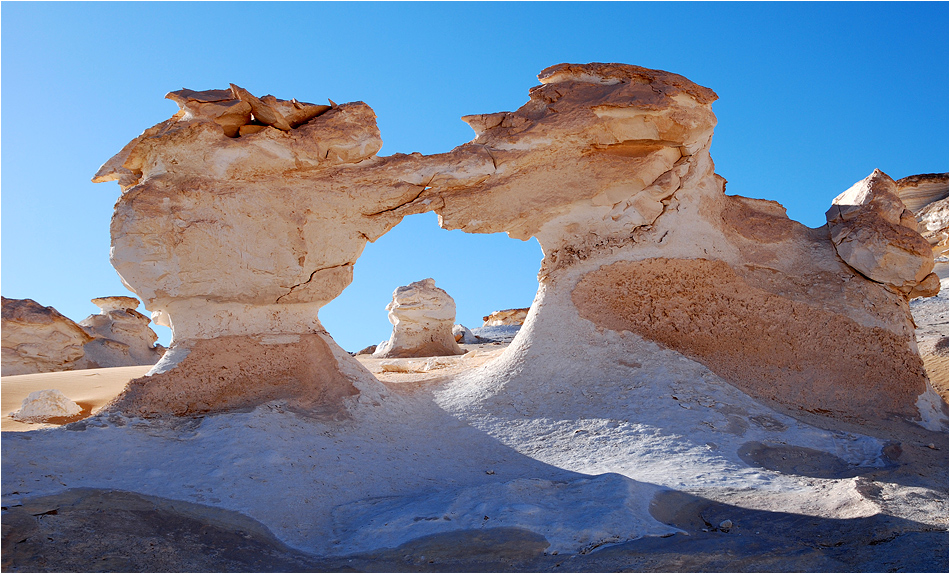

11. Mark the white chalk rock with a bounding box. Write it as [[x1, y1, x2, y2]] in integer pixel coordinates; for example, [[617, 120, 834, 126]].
[[79, 296, 164, 367], [453, 324, 479, 344], [373, 279, 464, 358], [12, 389, 82, 422]]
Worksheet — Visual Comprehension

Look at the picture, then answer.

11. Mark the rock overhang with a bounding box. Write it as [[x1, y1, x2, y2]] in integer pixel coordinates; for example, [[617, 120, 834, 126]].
[[91, 62, 945, 432]]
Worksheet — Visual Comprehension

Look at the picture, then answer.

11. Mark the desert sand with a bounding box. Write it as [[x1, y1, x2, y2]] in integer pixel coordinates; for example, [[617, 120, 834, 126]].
[[1, 366, 151, 432]]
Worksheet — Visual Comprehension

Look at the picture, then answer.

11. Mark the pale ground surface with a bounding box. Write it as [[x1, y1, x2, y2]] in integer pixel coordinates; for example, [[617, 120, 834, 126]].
[[2, 295, 948, 571]]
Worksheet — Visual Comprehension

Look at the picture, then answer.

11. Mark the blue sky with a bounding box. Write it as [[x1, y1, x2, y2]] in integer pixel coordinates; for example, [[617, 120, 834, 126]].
[[2, 1, 948, 352]]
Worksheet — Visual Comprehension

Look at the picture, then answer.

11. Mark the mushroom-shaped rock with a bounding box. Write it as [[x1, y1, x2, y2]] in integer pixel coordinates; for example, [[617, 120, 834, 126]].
[[11, 389, 82, 422], [374, 279, 464, 358], [1, 297, 93, 375], [826, 169, 936, 295], [482, 308, 530, 327], [79, 296, 164, 368]]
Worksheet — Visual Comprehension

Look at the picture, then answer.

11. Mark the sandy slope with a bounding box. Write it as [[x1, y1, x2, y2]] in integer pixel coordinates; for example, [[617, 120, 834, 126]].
[[1, 366, 151, 432], [1, 293, 947, 571]]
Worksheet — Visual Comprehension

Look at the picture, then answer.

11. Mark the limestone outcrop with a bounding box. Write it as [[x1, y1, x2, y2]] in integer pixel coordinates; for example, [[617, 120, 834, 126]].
[[1, 296, 165, 376], [897, 172, 948, 261], [826, 169, 937, 296], [2, 298, 93, 376], [80, 296, 165, 368], [482, 308, 530, 327], [94, 63, 945, 431], [373, 279, 464, 358]]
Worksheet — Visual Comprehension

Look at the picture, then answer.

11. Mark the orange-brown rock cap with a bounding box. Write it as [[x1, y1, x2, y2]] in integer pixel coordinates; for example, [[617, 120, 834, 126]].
[[538, 62, 718, 104]]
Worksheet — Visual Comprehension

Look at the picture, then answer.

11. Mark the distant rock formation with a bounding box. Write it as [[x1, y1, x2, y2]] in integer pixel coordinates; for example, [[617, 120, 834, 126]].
[[374, 279, 464, 358], [80, 296, 165, 368], [94, 63, 945, 431], [1, 298, 93, 375], [1, 296, 164, 376], [452, 324, 478, 344], [482, 308, 530, 327]]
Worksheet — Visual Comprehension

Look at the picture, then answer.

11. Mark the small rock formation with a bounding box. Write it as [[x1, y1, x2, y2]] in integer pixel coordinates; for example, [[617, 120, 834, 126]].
[[482, 308, 530, 327], [453, 324, 479, 344], [2, 298, 93, 376], [356, 344, 377, 355], [1, 296, 164, 376], [80, 296, 165, 368], [11, 389, 82, 422], [94, 63, 945, 431], [826, 169, 937, 297], [373, 279, 464, 359]]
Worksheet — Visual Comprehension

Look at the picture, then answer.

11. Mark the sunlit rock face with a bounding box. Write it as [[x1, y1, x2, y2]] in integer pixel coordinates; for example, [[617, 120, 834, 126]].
[[94, 63, 945, 430], [1, 296, 165, 376], [482, 308, 530, 327], [373, 279, 463, 359], [1, 298, 93, 375], [79, 296, 165, 368], [896, 172, 948, 261]]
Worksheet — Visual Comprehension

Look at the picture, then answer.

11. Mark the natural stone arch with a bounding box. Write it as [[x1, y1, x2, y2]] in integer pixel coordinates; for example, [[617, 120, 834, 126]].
[[92, 63, 944, 432]]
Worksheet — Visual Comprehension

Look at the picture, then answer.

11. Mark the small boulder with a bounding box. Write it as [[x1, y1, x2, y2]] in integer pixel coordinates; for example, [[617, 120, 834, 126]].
[[453, 324, 479, 344], [373, 279, 464, 358], [826, 169, 935, 295], [11, 389, 82, 422]]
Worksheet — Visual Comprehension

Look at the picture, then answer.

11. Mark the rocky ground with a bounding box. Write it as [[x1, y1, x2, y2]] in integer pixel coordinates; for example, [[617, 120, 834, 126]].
[[3, 321, 948, 572]]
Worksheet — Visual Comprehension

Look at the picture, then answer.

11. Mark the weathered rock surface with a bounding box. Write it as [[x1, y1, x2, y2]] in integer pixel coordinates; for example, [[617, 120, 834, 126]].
[[453, 324, 479, 344], [897, 172, 948, 263], [826, 169, 937, 295], [10, 389, 82, 422], [2, 298, 93, 376], [80, 296, 165, 368], [2, 296, 165, 376], [373, 279, 464, 358], [482, 308, 530, 327], [93, 63, 945, 432]]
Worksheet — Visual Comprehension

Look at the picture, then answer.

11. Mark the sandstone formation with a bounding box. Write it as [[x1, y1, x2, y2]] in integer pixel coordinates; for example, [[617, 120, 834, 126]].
[[373, 279, 464, 358], [826, 169, 938, 296], [11, 389, 82, 422], [1, 296, 164, 376], [482, 308, 530, 327], [93, 63, 945, 431], [2, 298, 93, 376], [80, 296, 165, 368]]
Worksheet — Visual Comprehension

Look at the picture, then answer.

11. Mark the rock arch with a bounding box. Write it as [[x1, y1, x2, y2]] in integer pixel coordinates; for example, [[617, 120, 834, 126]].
[[93, 64, 944, 431]]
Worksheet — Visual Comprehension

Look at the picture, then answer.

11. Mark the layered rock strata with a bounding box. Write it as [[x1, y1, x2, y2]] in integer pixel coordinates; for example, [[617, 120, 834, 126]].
[[826, 169, 938, 298], [1, 296, 164, 376], [482, 308, 530, 327], [94, 64, 945, 431], [1, 298, 93, 376], [896, 172, 948, 261], [79, 296, 165, 368], [373, 279, 464, 358]]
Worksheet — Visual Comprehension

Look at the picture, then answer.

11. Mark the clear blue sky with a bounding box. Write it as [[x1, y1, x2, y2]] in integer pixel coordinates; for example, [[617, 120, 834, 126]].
[[2, 1, 948, 352]]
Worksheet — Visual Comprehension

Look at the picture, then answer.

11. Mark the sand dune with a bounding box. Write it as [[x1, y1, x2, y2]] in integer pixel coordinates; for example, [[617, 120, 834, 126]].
[[1, 366, 150, 432]]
